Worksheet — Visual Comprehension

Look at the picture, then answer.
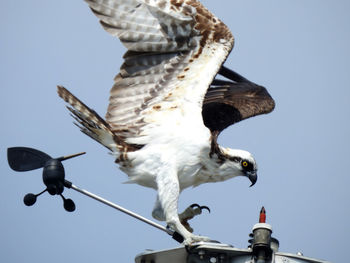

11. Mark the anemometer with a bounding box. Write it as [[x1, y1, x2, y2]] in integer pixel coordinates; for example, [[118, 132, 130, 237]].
[[7, 146, 184, 243]]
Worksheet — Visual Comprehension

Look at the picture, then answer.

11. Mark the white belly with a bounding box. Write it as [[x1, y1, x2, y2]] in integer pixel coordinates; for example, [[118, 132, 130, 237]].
[[120, 124, 211, 191]]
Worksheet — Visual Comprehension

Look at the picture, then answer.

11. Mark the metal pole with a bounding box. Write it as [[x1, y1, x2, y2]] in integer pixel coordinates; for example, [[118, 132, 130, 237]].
[[69, 183, 173, 236]]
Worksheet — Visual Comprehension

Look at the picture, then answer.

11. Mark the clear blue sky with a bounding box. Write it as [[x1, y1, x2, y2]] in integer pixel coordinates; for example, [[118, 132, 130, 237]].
[[1, 1, 349, 262]]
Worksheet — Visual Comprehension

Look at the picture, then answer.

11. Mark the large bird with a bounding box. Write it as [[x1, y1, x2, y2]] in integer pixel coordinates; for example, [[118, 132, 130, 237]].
[[57, 0, 275, 244]]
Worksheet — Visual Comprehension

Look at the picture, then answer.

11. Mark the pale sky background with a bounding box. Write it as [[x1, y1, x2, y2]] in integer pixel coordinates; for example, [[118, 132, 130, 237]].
[[1, 1, 349, 262]]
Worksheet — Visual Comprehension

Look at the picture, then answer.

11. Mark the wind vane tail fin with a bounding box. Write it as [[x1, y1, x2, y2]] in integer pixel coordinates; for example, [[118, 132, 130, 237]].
[[57, 86, 119, 153]]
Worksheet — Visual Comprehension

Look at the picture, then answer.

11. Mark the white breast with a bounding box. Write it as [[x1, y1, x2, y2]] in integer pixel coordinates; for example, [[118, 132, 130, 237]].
[[121, 120, 211, 190]]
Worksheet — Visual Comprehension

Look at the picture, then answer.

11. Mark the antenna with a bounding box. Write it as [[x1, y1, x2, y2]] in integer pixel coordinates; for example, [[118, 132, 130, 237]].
[[7, 147, 184, 243]]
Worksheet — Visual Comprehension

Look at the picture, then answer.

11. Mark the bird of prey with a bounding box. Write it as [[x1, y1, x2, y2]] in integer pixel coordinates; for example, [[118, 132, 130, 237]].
[[57, 0, 274, 244]]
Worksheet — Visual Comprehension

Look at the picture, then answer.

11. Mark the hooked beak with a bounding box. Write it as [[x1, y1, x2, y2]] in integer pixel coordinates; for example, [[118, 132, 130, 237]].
[[247, 171, 257, 187]]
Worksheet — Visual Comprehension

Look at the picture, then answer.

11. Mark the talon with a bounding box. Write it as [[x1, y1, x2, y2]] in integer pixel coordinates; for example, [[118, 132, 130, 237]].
[[200, 206, 210, 213], [190, 203, 210, 213], [180, 204, 211, 233]]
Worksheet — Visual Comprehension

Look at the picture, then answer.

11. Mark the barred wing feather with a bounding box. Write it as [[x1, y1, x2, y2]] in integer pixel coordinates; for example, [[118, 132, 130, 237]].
[[84, 0, 234, 146]]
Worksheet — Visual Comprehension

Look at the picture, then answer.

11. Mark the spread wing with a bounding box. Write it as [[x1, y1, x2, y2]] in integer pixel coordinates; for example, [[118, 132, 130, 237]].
[[84, 0, 234, 146], [203, 71, 275, 133]]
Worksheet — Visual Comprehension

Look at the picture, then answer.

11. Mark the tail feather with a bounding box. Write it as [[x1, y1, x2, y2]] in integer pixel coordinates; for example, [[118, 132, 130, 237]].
[[57, 86, 120, 152]]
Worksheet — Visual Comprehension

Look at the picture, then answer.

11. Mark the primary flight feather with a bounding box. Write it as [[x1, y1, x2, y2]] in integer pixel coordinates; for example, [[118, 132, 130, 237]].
[[57, 0, 274, 244]]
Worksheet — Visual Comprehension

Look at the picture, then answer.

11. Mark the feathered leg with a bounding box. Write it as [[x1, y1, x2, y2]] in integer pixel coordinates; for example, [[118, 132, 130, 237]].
[[154, 165, 209, 245]]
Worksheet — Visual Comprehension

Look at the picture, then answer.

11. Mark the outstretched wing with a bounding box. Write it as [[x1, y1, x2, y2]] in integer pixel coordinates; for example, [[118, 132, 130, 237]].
[[203, 77, 275, 133], [84, 0, 234, 145]]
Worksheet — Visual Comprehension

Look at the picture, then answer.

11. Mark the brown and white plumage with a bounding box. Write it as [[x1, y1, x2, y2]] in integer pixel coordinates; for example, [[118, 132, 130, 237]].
[[58, 0, 274, 244]]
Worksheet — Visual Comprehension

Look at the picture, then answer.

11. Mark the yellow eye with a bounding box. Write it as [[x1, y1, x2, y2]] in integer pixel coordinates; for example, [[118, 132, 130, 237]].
[[242, 161, 248, 167]]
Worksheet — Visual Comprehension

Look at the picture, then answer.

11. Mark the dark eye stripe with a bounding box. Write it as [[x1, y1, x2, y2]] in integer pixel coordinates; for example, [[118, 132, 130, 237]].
[[241, 160, 254, 171]]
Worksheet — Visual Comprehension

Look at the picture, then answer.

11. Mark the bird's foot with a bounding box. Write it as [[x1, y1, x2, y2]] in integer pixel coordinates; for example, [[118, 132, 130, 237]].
[[182, 233, 211, 246], [179, 204, 210, 233], [167, 211, 212, 246]]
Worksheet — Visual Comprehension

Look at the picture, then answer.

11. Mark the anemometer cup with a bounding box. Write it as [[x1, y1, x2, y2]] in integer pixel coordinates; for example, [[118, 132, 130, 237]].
[[23, 193, 37, 206]]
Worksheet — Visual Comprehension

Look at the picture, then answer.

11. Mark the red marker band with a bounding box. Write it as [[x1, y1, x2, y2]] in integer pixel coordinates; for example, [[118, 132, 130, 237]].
[[259, 206, 266, 223]]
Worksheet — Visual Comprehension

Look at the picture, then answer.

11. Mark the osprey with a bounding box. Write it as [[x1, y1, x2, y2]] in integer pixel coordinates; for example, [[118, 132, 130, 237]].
[[58, 0, 274, 244]]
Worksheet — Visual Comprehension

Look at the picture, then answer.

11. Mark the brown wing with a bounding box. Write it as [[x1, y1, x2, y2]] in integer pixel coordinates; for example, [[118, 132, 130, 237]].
[[202, 79, 275, 133]]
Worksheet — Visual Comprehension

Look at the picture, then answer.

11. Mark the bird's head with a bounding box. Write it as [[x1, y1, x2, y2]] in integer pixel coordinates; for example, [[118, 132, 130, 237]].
[[219, 147, 258, 187]]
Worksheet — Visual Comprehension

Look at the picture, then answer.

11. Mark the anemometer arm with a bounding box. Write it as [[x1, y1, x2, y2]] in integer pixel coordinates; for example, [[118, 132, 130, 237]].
[[7, 147, 184, 244], [64, 180, 184, 242]]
